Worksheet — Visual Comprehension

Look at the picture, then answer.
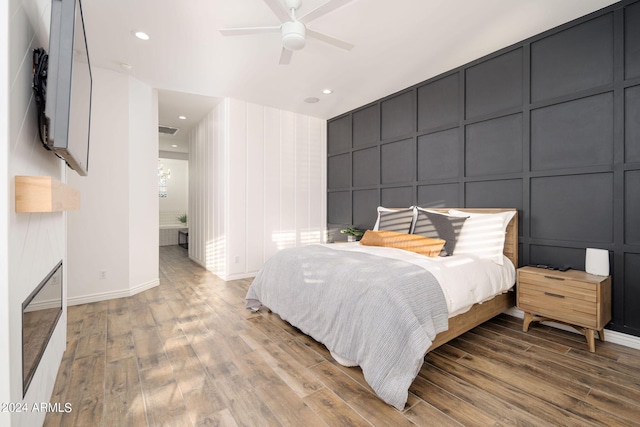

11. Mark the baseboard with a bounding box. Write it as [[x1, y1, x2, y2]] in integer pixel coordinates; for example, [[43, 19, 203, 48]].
[[188, 254, 206, 269], [186, 254, 256, 282], [129, 278, 160, 295], [218, 272, 257, 281], [67, 278, 160, 306], [504, 307, 640, 350], [25, 298, 60, 311]]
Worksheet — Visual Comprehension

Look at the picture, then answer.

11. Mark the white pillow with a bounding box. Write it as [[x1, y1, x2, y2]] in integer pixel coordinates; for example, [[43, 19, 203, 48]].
[[373, 206, 416, 234], [447, 210, 516, 265]]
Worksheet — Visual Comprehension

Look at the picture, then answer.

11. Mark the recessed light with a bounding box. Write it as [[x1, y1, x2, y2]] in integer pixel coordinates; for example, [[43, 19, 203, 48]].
[[134, 31, 150, 40], [304, 97, 319, 103], [120, 62, 132, 70], [322, 89, 333, 94], [178, 116, 186, 120], [171, 144, 178, 148]]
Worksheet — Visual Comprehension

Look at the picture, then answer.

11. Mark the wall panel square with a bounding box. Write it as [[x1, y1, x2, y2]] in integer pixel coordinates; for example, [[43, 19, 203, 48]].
[[625, 170, 640, 244], [353, 147, 379, 187], [328, 191, 350, 224], [381, 138, 415, 184], [381, 187, 413, 208], [625, 2, 640, 80], [465, 114, 523, 177], [328, 153, 350, 189], [417, 73, 459, 132], [531, 14, 613, 102], [417, 184, 459, 208], [353, 189, 379, 228], [466, 179, 523, 235], [530, 173, 613, 243], [353, 105, 379, 148], [531, 93, 614, 171], [328, 115, 351, 153], [530, 245, 587, 270], [418, 129, 459, 181], [465, 179, 523, 210], [625, 85, 640, 163], [381, 91, 415, 140], [465, 49, 523, 119]]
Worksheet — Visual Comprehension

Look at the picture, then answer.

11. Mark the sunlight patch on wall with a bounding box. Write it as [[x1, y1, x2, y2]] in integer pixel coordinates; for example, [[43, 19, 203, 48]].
[[207, 236, 225, 273], [299, 229, 324, 246], [272, 231, 296, 251]]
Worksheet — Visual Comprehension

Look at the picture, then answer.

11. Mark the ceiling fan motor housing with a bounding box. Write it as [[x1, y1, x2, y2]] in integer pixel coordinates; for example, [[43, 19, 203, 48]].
[[281, 20, 306, 51], [284, 0, 302, 10]]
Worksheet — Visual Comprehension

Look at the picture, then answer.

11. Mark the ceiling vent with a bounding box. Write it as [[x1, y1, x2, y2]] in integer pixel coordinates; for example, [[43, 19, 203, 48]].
[[158, 125, 180, 135]]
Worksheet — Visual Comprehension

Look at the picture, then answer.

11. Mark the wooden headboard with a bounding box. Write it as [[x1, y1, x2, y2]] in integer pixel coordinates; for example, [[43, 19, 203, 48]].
[[430, 208, 519, 268]]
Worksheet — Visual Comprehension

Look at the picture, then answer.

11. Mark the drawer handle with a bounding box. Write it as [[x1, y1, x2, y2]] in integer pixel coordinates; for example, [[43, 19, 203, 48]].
[[544, 275, 565, 281], [544, 291, 565, 299]]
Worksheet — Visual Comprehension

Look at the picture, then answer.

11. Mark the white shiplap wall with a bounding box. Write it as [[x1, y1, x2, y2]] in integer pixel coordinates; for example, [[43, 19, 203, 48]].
[[188, 98, 327, 280], [0, 0, 10, 419]]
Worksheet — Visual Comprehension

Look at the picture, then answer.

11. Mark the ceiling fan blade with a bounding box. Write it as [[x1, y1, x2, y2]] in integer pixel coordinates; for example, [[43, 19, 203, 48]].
[[306, 29, 353, 51], [299, 0, 355, 24], [279, 48, 293, 65], [219, 26, 280, 36], [263, 0, 292, 23]]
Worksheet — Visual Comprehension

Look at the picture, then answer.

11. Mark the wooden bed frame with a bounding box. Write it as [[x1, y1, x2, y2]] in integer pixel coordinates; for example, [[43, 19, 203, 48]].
[[426, 208, 518, 351]]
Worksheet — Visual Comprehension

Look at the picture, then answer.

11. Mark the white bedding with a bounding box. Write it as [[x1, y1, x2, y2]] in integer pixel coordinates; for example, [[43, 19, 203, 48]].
[[325, 242, 516, 317]]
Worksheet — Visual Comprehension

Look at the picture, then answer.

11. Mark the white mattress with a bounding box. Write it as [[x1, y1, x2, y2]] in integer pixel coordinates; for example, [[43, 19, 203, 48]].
[[324, 242, 515, 317]]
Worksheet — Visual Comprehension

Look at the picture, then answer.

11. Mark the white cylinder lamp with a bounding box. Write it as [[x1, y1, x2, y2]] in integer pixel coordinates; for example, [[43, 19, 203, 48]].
[[585, 248, 609, 276]]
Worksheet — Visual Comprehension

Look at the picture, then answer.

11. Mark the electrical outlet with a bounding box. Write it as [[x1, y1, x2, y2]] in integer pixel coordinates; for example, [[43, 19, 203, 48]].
[[98, 270, 107, 279]]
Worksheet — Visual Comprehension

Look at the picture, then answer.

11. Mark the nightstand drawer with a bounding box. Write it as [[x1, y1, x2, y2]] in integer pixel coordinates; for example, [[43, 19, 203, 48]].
[[518, 272, 597, 301], [518, 286, 597, 328]]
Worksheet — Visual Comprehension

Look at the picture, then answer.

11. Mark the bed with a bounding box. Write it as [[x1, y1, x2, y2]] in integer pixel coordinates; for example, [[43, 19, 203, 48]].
[[246, 208, 518, 410]]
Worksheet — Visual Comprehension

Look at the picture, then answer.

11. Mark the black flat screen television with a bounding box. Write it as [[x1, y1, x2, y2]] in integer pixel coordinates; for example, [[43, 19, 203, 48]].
[[41, 0, 92, 176]]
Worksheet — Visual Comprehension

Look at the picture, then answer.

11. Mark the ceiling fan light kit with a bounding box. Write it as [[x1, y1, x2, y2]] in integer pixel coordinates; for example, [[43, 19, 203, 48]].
[[282, 21, 306, 51], [220, 0, 354, 64]]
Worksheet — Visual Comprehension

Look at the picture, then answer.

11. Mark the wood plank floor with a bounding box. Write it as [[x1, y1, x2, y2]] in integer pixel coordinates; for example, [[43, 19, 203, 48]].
[[44, 245, 640, 426]]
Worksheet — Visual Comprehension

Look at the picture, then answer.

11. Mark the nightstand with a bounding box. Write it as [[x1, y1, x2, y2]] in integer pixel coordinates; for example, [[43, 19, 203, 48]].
[[516, 266, 611, 352]]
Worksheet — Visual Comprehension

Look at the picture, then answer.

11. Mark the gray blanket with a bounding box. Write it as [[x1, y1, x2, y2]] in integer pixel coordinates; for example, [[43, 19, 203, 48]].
[[245, 244, 448, 410]]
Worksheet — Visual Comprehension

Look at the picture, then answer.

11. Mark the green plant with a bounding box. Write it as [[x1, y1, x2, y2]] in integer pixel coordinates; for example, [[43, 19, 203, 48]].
[[177, 213, 187, 224], [340, 227, 364, 237]]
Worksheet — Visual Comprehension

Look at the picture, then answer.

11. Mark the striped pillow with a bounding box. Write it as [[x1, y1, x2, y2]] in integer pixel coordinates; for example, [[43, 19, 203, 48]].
[[413, 209, 468, 256], [373, 207, 416, 234]]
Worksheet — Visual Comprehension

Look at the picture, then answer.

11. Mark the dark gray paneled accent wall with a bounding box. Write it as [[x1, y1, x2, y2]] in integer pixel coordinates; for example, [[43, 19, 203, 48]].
[[326, 0, 640, 338]]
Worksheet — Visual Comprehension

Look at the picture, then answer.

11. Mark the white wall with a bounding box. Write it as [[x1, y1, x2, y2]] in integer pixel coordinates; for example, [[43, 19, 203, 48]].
[[158, 157, 189, 221], [128, 79, 159, 293], [3, 0, 67, 425], [67, 67, 130, 304], [67, 68, 159, 305], [1, 0, 11, 424], [188, 103, 221, 272], [188, 98, 327, 280]]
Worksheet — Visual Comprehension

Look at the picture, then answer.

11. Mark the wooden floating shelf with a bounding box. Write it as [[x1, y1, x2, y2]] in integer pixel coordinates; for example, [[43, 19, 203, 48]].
[[15, 176, 80, 213]]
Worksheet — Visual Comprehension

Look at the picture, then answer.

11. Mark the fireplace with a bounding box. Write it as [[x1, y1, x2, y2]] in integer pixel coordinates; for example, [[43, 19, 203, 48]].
[[22, 261, 63, 396]]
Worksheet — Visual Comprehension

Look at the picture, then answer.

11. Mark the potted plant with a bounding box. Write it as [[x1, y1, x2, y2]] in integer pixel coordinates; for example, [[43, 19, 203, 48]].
[[177, 213, 187, 225], [340, 226, 364, 242]]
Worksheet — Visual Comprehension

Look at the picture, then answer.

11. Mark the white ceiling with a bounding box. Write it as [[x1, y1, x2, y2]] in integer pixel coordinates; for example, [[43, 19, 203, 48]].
[[80, 0, 618, 148], [157, 90, 221, 152]]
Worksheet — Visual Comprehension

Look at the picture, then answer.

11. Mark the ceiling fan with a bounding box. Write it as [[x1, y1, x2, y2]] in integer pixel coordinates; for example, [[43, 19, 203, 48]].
[[219, 0, 355, 65]]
